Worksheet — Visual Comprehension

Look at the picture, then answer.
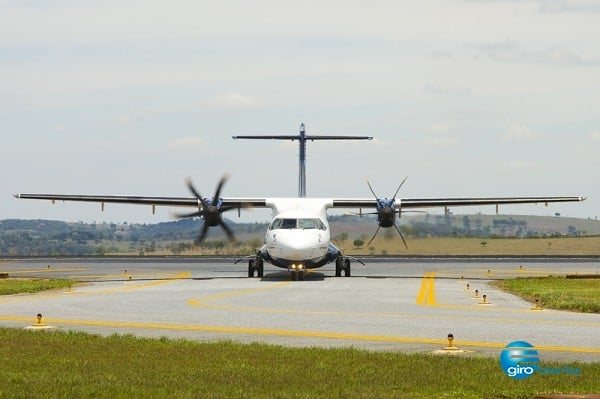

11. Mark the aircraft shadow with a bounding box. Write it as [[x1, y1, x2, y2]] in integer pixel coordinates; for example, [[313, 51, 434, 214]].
[[260, 271, 326, 282]]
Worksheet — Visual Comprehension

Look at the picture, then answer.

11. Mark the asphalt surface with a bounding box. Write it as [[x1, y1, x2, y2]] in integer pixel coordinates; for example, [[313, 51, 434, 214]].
[[1, 257, 599, 362]]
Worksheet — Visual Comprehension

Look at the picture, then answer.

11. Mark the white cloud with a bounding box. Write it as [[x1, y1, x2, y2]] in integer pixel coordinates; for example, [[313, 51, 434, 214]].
[[203, 93, 262, 108], [427, 136, 459, 147], [539, 0, 600, 13], [423, 81, 471, 96], [500, 160, 541, 169], [502, 123, 539, 141], [168, 137, 204, 150], [427, 122, 453, 135], [471, 40, 600, 66], [588, 131, 600, 141]]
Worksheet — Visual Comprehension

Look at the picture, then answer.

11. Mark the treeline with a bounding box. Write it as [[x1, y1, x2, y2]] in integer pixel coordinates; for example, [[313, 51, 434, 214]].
[[0, 219, 267, 256], [1, 215, 591, 256]]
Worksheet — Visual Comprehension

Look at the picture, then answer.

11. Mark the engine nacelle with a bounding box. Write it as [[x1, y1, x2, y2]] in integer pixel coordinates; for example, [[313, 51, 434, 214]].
[[376, 198, 397, 228]]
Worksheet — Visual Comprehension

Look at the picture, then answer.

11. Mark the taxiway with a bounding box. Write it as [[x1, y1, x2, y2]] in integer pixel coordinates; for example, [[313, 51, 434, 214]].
[[1, 257, 599, 362]]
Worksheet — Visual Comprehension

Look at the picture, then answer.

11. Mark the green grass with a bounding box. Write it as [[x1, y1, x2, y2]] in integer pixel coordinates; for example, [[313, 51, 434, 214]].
[[0, 328, 598, 399], [493, 277, 600, 313], [0, 278, 74, 295]]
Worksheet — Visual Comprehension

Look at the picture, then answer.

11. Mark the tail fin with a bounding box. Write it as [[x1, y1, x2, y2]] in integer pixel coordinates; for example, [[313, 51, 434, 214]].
[[233, 123, 372, 197]]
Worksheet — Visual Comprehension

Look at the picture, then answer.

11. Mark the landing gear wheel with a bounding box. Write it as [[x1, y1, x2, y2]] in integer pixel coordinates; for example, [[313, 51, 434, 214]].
[[256, 258, 264, 278], [248, 260, 255, 278], [298, 271, 304, 281], [344, 259, 351, 277], [335, 256, 343, 277], [290, 271, 298, 281]]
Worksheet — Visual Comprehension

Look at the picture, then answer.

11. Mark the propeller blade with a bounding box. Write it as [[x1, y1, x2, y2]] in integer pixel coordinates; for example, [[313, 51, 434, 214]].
[[219, 220, 236, 242], [393, 223, 408, 249], [213, 174, 230, 202], [185, 178, 208, 207], [174, 210, 203, 219], [392, 176, 408, 199], [195, 222, 210, 244], [366, 179, 378, 198], [367, 225, 381, 246]]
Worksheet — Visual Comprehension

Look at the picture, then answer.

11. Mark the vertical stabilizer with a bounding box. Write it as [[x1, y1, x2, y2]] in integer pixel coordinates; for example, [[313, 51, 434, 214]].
[[233, 124, 372, 197]]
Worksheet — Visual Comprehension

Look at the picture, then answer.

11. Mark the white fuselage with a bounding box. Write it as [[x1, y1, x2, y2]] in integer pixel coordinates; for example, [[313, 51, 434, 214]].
[[263, 198, 333, 265]]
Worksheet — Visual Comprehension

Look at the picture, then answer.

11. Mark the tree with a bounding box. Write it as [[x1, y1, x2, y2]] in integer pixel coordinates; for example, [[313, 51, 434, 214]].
[[353, 239, 364, 249]]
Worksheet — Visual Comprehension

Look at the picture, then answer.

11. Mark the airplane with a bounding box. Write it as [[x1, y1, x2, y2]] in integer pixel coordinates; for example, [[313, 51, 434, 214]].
[[16, 123, 586, 281]]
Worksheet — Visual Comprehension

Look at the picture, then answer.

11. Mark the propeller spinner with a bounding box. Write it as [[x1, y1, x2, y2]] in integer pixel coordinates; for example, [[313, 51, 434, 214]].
[[366, 177, 408, 248], [175, 175, 237, 244]]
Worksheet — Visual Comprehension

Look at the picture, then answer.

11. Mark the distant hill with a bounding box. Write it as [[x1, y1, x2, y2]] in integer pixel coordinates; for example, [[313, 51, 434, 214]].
[[1, 214, 599, 256]]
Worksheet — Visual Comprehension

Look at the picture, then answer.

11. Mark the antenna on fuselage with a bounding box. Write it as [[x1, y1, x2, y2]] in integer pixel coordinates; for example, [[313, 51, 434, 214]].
[[233, 123, 372, 197]]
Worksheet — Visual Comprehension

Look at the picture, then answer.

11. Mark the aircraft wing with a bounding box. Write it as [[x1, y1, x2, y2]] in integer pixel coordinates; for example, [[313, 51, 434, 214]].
[[14, 194, 268, 211], [332, 196, 586, 210]]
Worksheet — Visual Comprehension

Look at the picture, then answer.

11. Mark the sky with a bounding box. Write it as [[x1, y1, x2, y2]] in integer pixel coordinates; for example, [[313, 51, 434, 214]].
[[1, 0, 599, 225]]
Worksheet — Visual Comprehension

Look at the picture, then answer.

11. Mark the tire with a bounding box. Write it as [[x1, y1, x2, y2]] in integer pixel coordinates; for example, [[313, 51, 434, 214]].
[[344, 259, 351, 277], [248, 260, 255, 278], [257, 258, 264, 278], [290, 271, 297, 281], [335, 257, 342, 277]]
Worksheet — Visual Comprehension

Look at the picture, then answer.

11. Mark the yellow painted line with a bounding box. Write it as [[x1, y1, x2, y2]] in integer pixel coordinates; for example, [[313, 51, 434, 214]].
[[0, 272, 191, 301], [416, 272, 438, 306], [2, 314, 600, 355], [69, 272, 182, 279], [188, 281, 291, 306], [2, 267, 88, 274]]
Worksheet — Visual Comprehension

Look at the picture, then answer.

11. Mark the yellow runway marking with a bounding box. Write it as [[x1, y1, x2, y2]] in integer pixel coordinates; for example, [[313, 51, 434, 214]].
[[2, 314, 600, 355], [416, 272, 438, 306], [1, 267, 88, 274], [0, 272, 191, 302]]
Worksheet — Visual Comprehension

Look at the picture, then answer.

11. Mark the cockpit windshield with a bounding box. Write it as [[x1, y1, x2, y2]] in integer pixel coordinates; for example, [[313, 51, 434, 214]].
[[269, 218, 327, 231]]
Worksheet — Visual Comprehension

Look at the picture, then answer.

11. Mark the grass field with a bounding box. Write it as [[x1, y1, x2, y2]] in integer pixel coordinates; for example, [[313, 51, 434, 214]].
[[493, 277, 600, 313], [1, 328, 599, 399], [340, 236, 600, 256], [131, 236, 600, 257], [0, 278, 73, 295]]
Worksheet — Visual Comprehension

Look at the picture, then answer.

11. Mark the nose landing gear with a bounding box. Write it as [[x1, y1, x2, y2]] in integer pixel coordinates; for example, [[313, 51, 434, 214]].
[[289, 264, 305, 281]]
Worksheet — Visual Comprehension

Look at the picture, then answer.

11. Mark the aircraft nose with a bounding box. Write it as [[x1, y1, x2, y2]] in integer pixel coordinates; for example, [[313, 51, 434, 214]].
[[275, 232, 324, 260]]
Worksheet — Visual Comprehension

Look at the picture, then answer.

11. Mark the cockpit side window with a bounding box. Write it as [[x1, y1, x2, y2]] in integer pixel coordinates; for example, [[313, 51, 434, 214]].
[[269, 218, 297, 230], [298, 218, 327, 230]]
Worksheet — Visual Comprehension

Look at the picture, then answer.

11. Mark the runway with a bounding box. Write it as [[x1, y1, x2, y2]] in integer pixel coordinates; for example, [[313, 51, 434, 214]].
[[1, 257, 599, 362]]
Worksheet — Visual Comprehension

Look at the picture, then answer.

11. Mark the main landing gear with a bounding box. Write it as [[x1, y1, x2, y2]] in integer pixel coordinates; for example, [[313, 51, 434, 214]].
[[335, 256, 351, 277], [248, 257, 264, 278]]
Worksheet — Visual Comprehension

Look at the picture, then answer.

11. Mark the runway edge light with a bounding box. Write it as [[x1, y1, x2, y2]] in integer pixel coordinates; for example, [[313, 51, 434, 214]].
[[24, 313, 55, 330], [432, 333, 468, 355], [531, 298, 544, 311]]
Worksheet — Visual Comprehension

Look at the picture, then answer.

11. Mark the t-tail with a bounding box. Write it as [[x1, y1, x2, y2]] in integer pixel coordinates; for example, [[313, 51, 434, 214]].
[[233, 123, 372, 197]]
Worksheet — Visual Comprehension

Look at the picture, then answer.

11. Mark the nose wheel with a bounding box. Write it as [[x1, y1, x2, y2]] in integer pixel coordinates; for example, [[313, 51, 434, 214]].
[[290, 270, 305, 281]]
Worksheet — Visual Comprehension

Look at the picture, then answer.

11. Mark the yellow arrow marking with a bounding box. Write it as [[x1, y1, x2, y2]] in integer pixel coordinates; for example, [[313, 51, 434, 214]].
[[416, 272, 438, 306]]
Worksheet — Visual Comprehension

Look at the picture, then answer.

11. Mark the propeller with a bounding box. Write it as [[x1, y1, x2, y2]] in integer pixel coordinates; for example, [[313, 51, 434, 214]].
[[366, 177, 408, 248], [175, 175, 237, 244]]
